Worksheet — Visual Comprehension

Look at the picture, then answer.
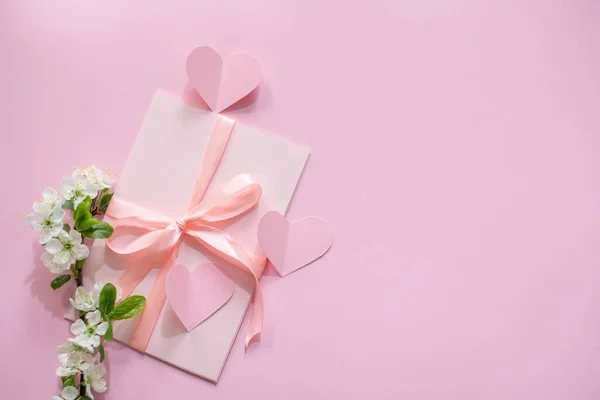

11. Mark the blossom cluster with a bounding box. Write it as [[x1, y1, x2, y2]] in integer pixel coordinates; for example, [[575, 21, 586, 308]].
[[26, 166, 145, 400], [54, 284, 119, 400], [25, 167, 114, 274]]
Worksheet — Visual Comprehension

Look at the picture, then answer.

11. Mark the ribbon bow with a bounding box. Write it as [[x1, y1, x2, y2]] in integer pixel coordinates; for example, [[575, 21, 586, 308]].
[[105, 115, 266, 351]]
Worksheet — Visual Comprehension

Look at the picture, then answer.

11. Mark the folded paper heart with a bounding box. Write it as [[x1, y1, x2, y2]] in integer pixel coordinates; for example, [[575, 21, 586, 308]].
[[186, 46, 261, 113], [165, 263, 235, 332], [257, 211, 333, 276]]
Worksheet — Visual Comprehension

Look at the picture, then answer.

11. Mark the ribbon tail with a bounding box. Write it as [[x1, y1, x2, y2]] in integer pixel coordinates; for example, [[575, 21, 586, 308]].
[[114, 259, 155, 300], [245, 285, 263, 349], [186, 227, 266, 348], [107, 224, 182, 352], [128, 252, 177, 352]]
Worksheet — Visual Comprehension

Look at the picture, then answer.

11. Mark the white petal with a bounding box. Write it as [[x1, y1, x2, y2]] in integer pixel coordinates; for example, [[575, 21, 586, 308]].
[[79, 359, 93, 371], [88, 335, 100, 348], [44, 239, 62, 255], [52, 251, 71, 266], [90, 363, 107, 378], [75, 286, 90, 299], [70, 319, 86, 336], [52, 396, 63, 400], [73, 196, 84, 209], [85, 188, 99, 199], [72, 166, 82, 176], [86, 310, 102, 326], [73, 244, 89, 260], [52, 208, 65, 222], [62, 175, 76, 186], [68, 335, 93, 352], [69, 229, 83, 244], [39, 229, 55, 245], [96, 321, 109, 336], [42, 187, 58, 202], [57, 342, 74, 355], [41, 252, 55, 268], [56, 366, 76, 377], [68, 298, 78, 310], [48, 224, 64, 238], [70, 287, 95, 311], [62, 386, 78, 400], [54, 197, 65, 209], [33, 202, 52, 215], [85, 385, 94, 399], [48, 263, 68, 274], [61, 186, 73, 200], [92, 283, 104, 298], [58, 353, 69, 365], [92, 380, 107, 393], [24, 212, 41, 228]]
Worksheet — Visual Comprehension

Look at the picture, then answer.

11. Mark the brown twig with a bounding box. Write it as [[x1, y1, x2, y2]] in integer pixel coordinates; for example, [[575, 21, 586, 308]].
[[76, 240, 86, 398]]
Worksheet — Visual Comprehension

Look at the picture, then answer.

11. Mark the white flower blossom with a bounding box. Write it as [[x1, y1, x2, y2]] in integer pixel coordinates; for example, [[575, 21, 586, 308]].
[[86, 310, 110, 336], [61, 175, 98, 209], [41, 252, 70, 274], [70, 282, 123, 313], [55, 364, 78, 377], [67, 332, 96, 353], [69, 311, 108, 350], [84, 363, 108, 398], [57, 341, 94, 371], [69, 286, 97, 312], [34, 187, 65, 212], [73, 166, 114, 191], [45, 230, 89, 267], [24, 204, 65, 244], [52, 386, 78, 400]]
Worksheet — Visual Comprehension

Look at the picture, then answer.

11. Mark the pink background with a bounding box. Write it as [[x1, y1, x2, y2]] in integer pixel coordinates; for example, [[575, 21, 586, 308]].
[[2, 0, 600, 399]]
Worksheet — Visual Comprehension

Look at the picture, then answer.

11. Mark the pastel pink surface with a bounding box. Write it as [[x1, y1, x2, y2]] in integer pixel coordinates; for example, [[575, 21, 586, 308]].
[[258, 211, 332, 276], [165, 264, 235, 332], [4, 1, 600, 400], [186, 47, 261, 113]]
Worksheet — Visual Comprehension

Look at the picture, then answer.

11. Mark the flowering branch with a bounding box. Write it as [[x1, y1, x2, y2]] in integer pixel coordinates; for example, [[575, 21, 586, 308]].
[[25, 166, 146, 400]]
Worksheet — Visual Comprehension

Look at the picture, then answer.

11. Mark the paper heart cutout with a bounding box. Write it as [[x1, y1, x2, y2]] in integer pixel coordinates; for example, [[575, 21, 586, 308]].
[[165, 263, 235, 331], [257, 211, 333, 276], [186, 46, 261, 113]]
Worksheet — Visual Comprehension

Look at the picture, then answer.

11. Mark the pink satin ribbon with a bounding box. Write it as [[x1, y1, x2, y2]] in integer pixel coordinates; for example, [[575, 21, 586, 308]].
[[105, 115, 266, 351]]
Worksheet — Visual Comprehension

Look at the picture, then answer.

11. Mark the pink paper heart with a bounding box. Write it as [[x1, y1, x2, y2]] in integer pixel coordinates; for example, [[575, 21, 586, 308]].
[[257, 211, 333, 276], [165, 263, 235, 331], [186, 46, 261, 113]]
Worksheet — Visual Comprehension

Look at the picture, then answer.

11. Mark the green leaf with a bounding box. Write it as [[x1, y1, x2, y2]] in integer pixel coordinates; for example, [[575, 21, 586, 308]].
[[77, 217, 101, 231], [50, 274, 71, 290], [99, 193, 113, 214], [73, 196, 93, 230], [70, 266, 78, 280], [61, 375, 75, 388], [73, 195, 114, 238], [62, 200, 74, 211], [75, 259, 85, 271], [80, 222, 114, 239], [109, 295, 146, 320], [98, 283, 117, 315], [98, 343, 105, 362], [104, 320, 113, 341], [63, 223, 70, 232], [79, 396, 93, 400]]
